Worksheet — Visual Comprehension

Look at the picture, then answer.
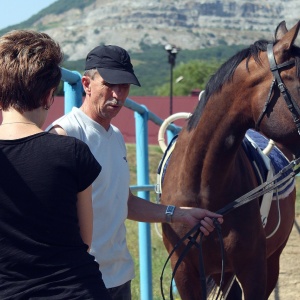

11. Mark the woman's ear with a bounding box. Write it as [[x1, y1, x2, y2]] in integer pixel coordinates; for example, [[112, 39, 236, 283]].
[[44, 88, 55, 110]]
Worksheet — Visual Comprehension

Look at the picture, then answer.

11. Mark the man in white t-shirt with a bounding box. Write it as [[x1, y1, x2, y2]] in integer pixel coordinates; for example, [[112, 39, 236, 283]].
[[47, 45, 223, 300]]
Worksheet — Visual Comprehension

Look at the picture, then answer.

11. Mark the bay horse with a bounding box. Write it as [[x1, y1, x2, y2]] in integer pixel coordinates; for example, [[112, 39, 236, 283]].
[[160, 20, 300, 300]]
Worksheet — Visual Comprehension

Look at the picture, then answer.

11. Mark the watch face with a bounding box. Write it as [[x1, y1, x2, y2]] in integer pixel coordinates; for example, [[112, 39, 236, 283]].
[[166, 205, 175, 215]]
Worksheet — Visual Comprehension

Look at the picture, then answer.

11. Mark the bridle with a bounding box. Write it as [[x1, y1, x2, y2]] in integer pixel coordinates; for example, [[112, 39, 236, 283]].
[[256, 43, 300, 134], [160, 43, 300, 300]]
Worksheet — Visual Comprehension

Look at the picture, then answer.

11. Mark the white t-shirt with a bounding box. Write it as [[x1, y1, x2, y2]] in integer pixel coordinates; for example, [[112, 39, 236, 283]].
[[46, 107, 134, 288]]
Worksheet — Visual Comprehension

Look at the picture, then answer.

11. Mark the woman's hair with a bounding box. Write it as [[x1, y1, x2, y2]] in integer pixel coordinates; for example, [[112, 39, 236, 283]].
[[0, 30, 63, 112]]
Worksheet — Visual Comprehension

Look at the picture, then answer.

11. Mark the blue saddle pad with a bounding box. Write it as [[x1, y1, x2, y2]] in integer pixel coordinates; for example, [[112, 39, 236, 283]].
[[243, 129, 294, 198]]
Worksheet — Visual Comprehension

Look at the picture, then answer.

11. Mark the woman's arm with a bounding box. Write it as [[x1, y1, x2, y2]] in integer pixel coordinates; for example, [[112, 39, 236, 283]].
[[77, 185, 93, 250]]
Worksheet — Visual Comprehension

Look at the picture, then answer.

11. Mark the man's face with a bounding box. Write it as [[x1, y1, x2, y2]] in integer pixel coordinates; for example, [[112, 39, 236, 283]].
[[87, 72, 130, 121]]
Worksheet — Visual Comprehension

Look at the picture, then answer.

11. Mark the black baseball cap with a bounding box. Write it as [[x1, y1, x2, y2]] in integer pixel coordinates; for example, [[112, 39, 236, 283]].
[[85, 45, 141, 86]]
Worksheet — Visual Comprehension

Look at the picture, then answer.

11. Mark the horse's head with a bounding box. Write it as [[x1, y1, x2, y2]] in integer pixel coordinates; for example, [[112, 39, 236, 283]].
[[188, 20, 300, 157], [253, 21, 300, 156]]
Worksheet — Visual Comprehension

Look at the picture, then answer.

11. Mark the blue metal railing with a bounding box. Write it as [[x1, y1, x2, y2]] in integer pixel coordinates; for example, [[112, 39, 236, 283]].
[[61, 68, 181, 300], [61, 68, 83, 113]]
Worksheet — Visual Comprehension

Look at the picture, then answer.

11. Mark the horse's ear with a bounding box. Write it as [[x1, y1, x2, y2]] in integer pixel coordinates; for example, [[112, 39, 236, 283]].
[[273, 20, 300, 55], [274, 21, 288, 41]]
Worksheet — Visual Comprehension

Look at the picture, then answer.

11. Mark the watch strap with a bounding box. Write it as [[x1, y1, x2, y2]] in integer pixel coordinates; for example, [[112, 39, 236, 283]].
[[165, 205, 176, 223]]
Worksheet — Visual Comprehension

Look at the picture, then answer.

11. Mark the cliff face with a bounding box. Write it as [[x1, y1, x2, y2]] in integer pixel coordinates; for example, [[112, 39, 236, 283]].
[[23, 0, 300, 60]]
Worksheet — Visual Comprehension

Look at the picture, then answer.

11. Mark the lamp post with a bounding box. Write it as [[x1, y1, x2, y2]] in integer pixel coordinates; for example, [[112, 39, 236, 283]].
[[165, 44, 178, 115]]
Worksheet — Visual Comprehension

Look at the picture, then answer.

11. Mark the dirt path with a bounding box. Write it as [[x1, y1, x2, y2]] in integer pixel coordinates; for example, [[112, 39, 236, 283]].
[[269, 215, 300, 299]]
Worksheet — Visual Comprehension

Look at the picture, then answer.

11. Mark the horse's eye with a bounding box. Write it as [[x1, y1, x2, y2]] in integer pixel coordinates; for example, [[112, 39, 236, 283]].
[[283, 74, 294, 81]]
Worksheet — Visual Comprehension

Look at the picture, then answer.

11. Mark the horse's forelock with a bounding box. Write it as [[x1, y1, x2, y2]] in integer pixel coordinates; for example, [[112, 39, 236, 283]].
[[187, 40, 271, 131], [247, 40, 269, 67]]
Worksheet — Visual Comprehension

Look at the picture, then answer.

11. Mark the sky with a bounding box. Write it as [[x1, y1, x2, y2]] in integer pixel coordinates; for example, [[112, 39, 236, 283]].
[[0, 0, 57, 30]]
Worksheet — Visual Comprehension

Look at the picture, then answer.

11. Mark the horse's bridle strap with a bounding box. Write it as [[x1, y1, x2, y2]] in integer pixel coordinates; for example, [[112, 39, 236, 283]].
[[269, 60, 295, 72], [267, 43, 300, 133], [256, 43, 300, 133]]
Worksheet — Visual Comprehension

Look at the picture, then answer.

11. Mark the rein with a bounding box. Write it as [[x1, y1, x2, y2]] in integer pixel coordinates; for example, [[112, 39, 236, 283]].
[[161, 157, 300, 300], [256, 43, 300, 134]]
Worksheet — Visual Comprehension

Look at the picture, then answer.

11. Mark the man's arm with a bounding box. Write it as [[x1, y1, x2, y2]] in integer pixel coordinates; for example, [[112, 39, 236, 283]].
[[48, 125, 67, 136], [127, 189, 223, 236]]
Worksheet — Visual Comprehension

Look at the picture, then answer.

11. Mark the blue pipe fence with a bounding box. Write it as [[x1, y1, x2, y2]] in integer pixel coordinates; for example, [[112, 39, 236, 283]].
[[61, 68, 181, 299]]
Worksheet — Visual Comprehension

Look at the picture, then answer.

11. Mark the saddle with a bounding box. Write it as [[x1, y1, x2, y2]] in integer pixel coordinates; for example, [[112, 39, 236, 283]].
[[244, 129, 295, 199], [156, 130, 295, 227]]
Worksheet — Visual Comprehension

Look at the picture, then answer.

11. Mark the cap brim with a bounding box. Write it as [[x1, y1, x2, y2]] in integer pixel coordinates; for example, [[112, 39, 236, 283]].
[[97, 68, 141, 87]]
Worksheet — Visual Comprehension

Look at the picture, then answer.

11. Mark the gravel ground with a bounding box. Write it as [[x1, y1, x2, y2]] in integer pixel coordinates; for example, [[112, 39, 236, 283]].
[[269, 215, 300, 299]]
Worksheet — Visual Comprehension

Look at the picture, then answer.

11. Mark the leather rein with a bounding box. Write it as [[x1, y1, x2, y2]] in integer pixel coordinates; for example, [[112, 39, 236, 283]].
[[160, 43, 300, 300]]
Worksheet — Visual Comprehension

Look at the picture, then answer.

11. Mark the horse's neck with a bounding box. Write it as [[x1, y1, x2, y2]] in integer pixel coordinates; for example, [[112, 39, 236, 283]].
[[190, 112, 246, 173], [176, 98, 252, 200]]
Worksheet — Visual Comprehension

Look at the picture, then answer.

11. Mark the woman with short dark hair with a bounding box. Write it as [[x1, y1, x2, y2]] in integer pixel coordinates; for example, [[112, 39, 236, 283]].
[[0, 30, 111, 299]]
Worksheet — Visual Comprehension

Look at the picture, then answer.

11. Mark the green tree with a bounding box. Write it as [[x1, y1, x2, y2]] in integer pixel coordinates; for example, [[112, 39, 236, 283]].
[[155, 59, 222, 96]]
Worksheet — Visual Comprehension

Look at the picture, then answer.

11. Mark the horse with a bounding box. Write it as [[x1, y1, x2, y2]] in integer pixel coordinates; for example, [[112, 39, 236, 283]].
[[160, 20, 300, 300]]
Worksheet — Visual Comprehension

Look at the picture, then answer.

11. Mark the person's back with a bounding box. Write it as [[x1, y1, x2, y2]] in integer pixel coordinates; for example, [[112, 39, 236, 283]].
[[0, 30, 111, 299], [0, 133, 107, 299]]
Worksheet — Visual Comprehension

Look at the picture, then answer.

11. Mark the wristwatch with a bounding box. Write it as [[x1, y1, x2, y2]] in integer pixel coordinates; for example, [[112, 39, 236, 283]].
[[165, 205, 176, 223]]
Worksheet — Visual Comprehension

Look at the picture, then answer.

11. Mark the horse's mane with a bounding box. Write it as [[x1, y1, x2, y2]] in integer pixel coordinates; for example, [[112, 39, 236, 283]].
[[187, 39, 300, 131]]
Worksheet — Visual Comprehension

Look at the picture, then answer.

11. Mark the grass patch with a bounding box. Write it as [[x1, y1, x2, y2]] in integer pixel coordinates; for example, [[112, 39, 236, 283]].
[[126, 144, 300, 299]]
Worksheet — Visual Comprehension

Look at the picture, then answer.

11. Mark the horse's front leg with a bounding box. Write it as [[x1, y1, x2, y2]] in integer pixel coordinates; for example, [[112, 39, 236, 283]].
[[162, 223, 206, 300], [235, 236, 267, 300], [172, 257, 203, 300]]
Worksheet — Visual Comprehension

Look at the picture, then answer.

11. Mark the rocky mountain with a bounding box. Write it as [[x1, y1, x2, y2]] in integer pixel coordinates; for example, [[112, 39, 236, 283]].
[[1, 0, 299, 61]]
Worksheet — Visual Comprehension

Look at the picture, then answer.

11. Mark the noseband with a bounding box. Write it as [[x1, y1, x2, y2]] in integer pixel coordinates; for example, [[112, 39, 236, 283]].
[[256, 43, 300, 134]]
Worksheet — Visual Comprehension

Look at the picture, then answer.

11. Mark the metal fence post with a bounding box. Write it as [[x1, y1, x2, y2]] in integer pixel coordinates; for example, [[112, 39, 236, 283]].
[[134, 107, 153, 300], [61, 68, 82, 113]]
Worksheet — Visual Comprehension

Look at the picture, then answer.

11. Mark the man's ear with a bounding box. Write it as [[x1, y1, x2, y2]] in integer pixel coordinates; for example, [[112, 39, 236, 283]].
[[82, 76, 91, 94]]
